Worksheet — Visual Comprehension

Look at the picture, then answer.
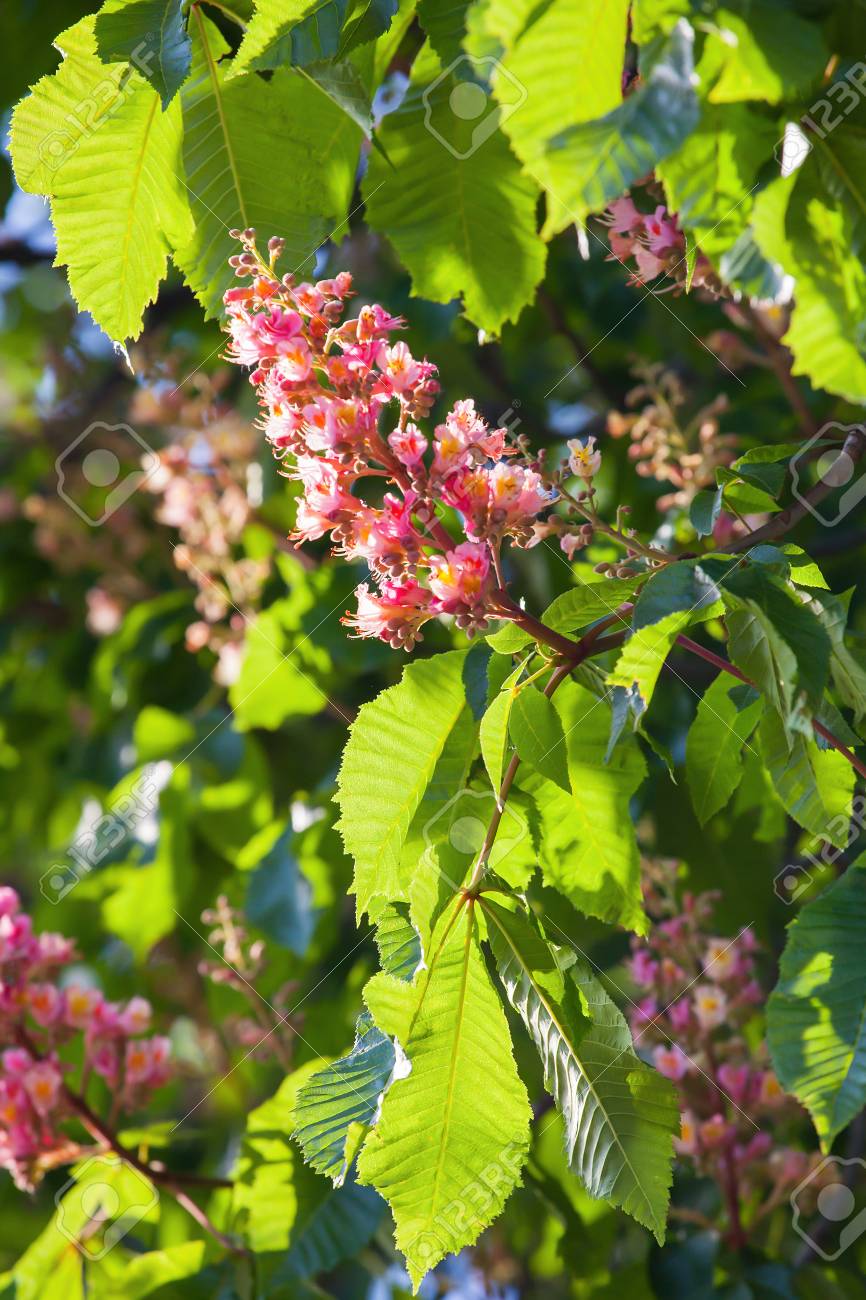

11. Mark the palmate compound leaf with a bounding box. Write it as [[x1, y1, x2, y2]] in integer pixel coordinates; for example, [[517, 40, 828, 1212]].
[[482, 899, 678, 1241], [335, 648, 473, 920], [9, 17, 192, 341], [768, 862, 866, 1150], [175, 9, 363, 318], [357, 899, 532, 1289], [293, 903, 421, 1185]]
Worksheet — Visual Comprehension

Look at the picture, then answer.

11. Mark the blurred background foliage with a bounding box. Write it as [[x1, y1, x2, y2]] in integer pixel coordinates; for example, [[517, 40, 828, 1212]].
[[1, 1, 866, 1295]]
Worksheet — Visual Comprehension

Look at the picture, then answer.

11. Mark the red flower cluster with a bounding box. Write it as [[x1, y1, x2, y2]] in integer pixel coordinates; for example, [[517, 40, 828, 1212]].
[[0, 888, 170, 1189], [222, 231, 557, 648]]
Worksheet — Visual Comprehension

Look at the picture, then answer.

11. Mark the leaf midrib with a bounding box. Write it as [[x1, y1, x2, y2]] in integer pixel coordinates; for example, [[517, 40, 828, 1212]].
[[193, 2, 248, 228]]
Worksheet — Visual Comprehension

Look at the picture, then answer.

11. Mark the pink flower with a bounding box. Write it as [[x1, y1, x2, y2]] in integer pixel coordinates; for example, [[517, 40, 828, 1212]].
[[379, 342, 421, 394], [566, 436, 601, 480], [653, 1044, 690, 1080], [272, 337, 312, 384], [693, 984, 728, 1030], [25, 983, 62, 1028], [675, 1109, 698, 1155], [23, 1061, 62, 1116], [1, 1049, 32, 1077], [667, 998, 691, 1033], [630, 996, 659, 1032], [0, 887, 20, 918], [698, 1113, 731, 1150], [703, 936, 741, 981], [717, 1063, 751, 1106], [90, 1041, 120, 1084], [388, 423, 428, 465], [427, 543, 491, 614], [119, 997, 152, 1037], [344, 582, 434, 650], [643, 205, 681, 253], [632, 246, 665, 280], [607, 196, 643, 233], [560, 532, 583, 560], [63, 985, 103, 1030], [629, 949, 659, 988]]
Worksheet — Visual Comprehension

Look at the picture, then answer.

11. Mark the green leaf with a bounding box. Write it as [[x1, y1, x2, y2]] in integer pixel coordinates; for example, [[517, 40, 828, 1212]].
[[541, 19, 698, 235], [95, 0, 192, 107], [10, 18, 128, 196], [175, 10, 361, 317], [300, 57, 375, 138], [479, 685, 516, 790], [531, 679, 648, 933], [485, 620, 534, 653], [417, 0, 470, 64], [631, 560, 723, 632], [11, 16, 191, 340], [363, 74, 546, 334], [232, 0, 352, 73], [245, 825, 314, 955], [759, 710, 854, 848], [541, 576, 642, 635], [493, 0, 628, 214], [293, 1014, 397, 1185], [656, 102, 776, 268], [689, 486, 723, 538], [483, 900, 678, 1241], [509, 685, 570, 792], [357, 902, 531, 1288], [702, 6, 826, 105], [335, 648, 472, 918], [235, 1065, 384, 1274], [685, 674, 763, 826], [724, 567, 832, 721], [294, 903, 418, 1184], [607, 610, 691, 710], [752, 167, 866, 403], [802, 590, 866, 726], [768, 863, 866, 1150]]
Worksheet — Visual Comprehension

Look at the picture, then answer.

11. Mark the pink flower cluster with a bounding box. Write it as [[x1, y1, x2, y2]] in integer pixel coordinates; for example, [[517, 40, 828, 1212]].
[[602, 196, 716, 291], [0, 887, 170, 1189], [222, 231, 557, 648], [628, 877, 818, 1230]]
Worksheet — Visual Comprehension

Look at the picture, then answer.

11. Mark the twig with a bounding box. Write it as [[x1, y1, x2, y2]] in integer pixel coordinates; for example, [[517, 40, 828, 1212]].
[[676, 634, 866, 781]]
